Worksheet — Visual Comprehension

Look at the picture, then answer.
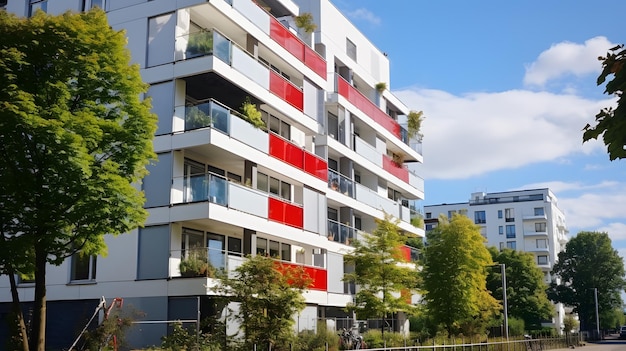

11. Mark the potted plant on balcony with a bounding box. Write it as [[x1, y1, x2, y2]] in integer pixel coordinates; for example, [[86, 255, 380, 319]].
[[185, 104, 211, 130], [375, 82, 387, 93], [295, 12, 317, 34], [407, 110, 424, 139], [186, 30, 213, 58], [179, 249, 215, 277], [240, 97, 266, 129]]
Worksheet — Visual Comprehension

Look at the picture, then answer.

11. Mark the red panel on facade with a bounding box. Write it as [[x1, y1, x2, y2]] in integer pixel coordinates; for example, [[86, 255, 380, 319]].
[[336, 75, 401, 138], [399, 245, 411, 262], [382, 155, 409, 182], [268, 197, 304, 228], [304, 46, 326, 79], [269, 17, 304, 61], [275, 262, 328, 291], [304, 152, 328, 181], [269, 134, 303, 168], [269, 71, 303, 111]]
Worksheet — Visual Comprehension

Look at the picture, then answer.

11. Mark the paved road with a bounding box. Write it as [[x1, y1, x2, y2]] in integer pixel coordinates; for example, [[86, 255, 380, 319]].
[[552, 335, 626, 351]]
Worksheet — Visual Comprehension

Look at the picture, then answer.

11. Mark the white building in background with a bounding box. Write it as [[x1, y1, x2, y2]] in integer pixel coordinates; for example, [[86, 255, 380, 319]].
[[0, 0, 424, 348], [424, 188, 569, 332]]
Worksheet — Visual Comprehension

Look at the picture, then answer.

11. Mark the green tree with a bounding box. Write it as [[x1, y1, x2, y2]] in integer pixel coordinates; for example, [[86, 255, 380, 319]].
[[0, 9, 156, 351], [562, 314, 578, 337], [421, 214, 501, 335], [548, 232, 626, 333], [487, 247, 553, 330], [584, 44, 626, 160], [213, 255, 311, 351], [344, 214, 420, 335]]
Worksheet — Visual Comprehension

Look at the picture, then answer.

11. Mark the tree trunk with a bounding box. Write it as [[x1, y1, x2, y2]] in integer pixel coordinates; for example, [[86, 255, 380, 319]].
[[29, 247, 47, 351], [8, 266, 30, 351]]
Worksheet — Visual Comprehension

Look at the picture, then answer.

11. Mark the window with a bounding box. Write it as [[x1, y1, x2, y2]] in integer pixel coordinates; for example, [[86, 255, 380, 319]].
[[447, 210, 457, 219], [268, 114, 291, 140], [0, 0, 7, 7], [257, 172, 291, 201], [505, 208, 515, 222], [256, 237, 267, 256], [269, 240, 280, 258], [83, 0, 105, 11], [534, 207, 545, 216], [499, 226, 503, 235], [474, 211, 486, 224], [17, 273, 35, 285], [537, 255, 549, 265], [459, 209, 468, 216], [29, 0, 47, 16], [425, 212, 432, 219], [497, 210, 503, 219], [346, 38, 357, 61], [71, 253, 97, 281], [506, 241, 516, 250], [535, 222, 547, 232], [182, 228, 226, 270], [425, 224, 434, 231], [505, 225, 516, 238], [499, 242, 505, 250], [536, 239, 548, 249]]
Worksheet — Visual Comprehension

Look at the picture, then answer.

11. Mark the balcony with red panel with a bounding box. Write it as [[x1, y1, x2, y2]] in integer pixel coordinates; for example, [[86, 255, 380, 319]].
[[268, 196, 303, 229], [275, 261, 328, 291], [269, 17, 327, 79], [336, 74, 401, 138], [269, 133, 328, 181], [382, 155, 409, 183], [269, 71, 303, 111]]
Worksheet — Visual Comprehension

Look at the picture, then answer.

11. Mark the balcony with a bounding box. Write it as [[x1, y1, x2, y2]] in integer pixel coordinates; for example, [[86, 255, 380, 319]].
[[269, 133, 327, 181], [174, 172, 229, 206], [268, 196, 303, 228], [327, 169, 354, 198], [184, 99, 231, 133], [275, 261, 327, 291], [327, 219, 355, 245], [336, 74, 401, 138], [382, 154, 409, 183]]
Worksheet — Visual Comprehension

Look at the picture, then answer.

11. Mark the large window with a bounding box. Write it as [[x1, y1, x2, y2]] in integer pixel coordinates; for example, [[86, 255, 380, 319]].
[[474, 211, 486, 224], [534, 207, 545, 216], [535, 222, 547, 232], [82, 0, 105, 11], [506, 241, 516, 250], [29, 0, 47, 16], [536, 239, 548, 249], [537, 255, 549, 265], [71, 253, 97, 282], [505, 225, 516, 238], [256, 237, 291, 261], [257, 172, 291, 201], [505, 208, 515, 222], [182, 227, 229, 270]]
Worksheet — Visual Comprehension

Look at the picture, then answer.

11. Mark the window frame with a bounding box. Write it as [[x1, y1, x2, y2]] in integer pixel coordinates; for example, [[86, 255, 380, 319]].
[[70, 252, 97, 282]]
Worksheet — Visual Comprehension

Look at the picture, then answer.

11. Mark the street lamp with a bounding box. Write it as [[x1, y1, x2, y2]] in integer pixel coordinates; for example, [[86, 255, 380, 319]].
[[592, 288, 599, 339], [500, 263, 509, 340]]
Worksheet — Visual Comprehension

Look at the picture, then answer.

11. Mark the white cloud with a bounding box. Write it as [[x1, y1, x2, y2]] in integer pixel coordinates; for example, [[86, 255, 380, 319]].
[[515, 180, 619, 194], [345, 8, 381, 25], [523, 36, 615, 87], [558, 188, 626, 232], [395, 88, 612, 180], [596, 222, 626, 242]]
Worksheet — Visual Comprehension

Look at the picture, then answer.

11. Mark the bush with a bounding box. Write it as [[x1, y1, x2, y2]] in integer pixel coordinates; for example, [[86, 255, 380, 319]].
[[361, 330, 408, 348], [508, 317, 525, 337], [293, 327, 339, 351]]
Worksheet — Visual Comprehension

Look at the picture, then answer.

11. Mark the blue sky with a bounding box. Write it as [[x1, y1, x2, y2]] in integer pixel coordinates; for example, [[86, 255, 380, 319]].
[[333, 1, 626, 255]]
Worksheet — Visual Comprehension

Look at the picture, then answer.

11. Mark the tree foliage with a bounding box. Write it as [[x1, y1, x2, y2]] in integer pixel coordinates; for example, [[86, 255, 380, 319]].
[[487, 248, 553, 330], [0, 9, 157, 351], [548, 232, 626, 332], [421, 215, 501, 335], [583, 44, 626, 160], [344, 214, 420, 333], [213, 255, 311, 351]]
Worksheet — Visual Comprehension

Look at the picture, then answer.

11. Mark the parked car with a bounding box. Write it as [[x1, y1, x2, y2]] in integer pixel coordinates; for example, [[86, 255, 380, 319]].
[[619, 326, 626, 339]]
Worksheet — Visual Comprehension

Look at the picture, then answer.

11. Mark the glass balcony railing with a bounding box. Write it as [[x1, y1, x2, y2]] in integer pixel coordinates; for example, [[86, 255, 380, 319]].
[[327, 169, 354, 198], [327, 219, 355, 245], [185, 99, 230, 133], [180, 173, 228, 205], [177, 29, 231, 62]]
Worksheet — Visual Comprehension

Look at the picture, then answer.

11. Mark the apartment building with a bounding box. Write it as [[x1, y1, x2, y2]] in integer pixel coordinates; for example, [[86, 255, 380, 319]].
[[0, 0, 424, 348], [423, 189, 569, 331]]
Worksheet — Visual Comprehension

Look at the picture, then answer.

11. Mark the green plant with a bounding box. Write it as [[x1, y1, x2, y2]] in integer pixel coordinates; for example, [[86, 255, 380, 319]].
[[179, 249, 215, 277], [294, 12, 317, 33], [186, 30, 213, 57], [407, 110, 424, 139], [240, 97, 266, 129], [83, 306, 144, 351], [185, 104, 211, 130], [375, 82, 387, 93]]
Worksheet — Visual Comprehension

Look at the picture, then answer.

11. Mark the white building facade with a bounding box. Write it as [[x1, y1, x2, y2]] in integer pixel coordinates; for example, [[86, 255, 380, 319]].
[[424, 189, 569, 332], [0, 0, 424, 348]]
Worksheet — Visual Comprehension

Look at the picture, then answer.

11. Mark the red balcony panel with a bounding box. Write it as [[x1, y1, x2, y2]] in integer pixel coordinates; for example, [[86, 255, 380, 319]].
[[304, 46, 326, 79], [399, 245, 411, 262], [336, 75, 401, 138], [269, 18, 304, 61], [270, 71, 304, 111], [304, 152, 328, 181], [268, 197, 303, 228], [275, 262, 327, 291], [382, 155, 409, 182], [269, 134, 304, 168]]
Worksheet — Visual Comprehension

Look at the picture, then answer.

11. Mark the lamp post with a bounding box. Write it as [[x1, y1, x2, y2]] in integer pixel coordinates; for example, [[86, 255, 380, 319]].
[[593, 288, 599, 339]]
